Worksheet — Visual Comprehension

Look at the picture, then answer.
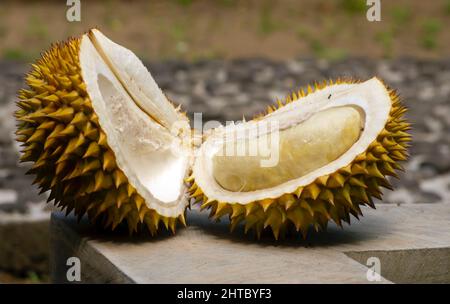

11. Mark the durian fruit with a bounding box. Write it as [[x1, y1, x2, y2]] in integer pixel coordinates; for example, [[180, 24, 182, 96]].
[[15, 29, 410, 240], [189, 78, 410, 239], [15, 29, 192, 235]]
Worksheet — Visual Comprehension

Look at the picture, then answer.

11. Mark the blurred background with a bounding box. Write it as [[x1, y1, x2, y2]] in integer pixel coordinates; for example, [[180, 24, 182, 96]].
[[0, 0, 449, 283], [0, 0, 449, 61]]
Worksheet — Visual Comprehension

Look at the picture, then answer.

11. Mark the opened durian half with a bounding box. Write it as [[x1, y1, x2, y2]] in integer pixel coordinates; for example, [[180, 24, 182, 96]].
[[16, 29, 192, 234], [189, 78, 410, 239], [16, 29, 410, 239]]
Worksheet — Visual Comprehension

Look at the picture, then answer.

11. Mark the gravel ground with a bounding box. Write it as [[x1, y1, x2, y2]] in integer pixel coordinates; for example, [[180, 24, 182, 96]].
[[1, 58, 449, 213]]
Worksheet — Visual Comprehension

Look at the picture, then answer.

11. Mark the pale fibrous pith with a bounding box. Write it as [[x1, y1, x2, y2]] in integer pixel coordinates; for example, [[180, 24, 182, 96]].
[[15, 29, 410, 239]]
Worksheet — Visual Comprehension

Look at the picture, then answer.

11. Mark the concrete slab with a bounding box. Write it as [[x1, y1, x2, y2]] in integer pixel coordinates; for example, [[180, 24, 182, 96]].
[[0, 203, 50, 275], [50, 204, 450, 283]]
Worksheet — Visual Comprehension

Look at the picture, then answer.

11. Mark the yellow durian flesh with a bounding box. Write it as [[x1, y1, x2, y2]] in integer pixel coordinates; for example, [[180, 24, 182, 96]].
[[213, 106, 363, 192]]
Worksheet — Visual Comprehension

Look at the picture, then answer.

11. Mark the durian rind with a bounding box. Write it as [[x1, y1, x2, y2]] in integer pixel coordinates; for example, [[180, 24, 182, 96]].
[[15, 38, 185, 235], [188, 79, 410, 239]]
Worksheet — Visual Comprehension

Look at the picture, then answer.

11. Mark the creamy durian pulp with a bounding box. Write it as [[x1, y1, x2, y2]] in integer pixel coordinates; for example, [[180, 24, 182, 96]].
[[213, 106, 363, 192]]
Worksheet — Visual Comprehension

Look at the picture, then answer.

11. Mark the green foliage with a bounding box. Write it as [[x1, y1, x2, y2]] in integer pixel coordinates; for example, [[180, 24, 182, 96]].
[[422, 18, 442, 35], [391, 5, 411, 28], [0, 24, 6, 38], [370, 5, 412, 57], [420, 18, 442, 50], [259, 2, 278, 35], [103, 0, 123, 31], [104, 16, 123, 31], [168, 22, 189, 56], [3, 48, 30, 61], [26, 16, 48, 40], [26, 271, 42, 284], [309, 39, 324, 55], [421, 36, 436, 50], [175, 0, 193, 6], [340, 0, 366, 14], [218, 0, 235, 7], [375, 30, 394, 58], [307, 39, 347, 61], [296, 26, 309, 38], [169, 22, 187, 42], [296, 26, 347, 61], [445, 0, 450, 15]]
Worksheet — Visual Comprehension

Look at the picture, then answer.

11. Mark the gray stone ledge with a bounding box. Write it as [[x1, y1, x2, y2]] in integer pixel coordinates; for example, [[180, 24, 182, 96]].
[[0, 204, 50, 275], [50, 203, 450, 283]]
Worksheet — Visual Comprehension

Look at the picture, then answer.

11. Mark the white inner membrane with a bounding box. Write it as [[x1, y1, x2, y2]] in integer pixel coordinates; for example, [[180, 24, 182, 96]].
[[79, 30, 191, 217]]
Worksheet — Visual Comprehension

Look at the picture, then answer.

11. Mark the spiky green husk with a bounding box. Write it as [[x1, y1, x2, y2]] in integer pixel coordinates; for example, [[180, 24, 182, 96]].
[[15, 38, 185, 235], [189, 79, 411, 240]]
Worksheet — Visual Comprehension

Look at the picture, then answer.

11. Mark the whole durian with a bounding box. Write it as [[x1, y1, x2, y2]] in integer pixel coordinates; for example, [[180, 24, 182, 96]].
[[189, 78, 410, 239], [15, 29, 192, 235]]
